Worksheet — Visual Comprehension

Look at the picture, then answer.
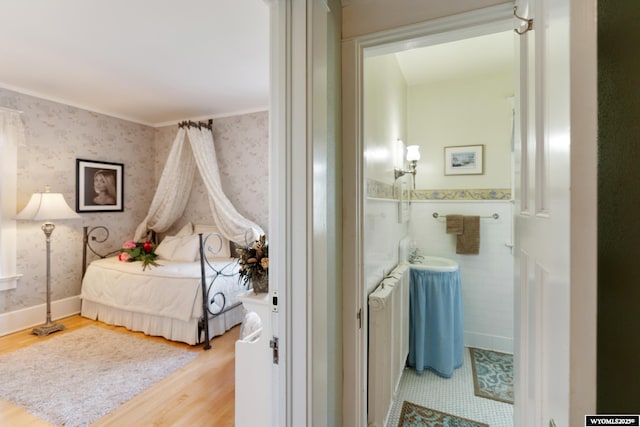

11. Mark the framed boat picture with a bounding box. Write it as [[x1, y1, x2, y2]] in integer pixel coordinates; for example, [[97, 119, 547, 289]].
[[444, 145, 484, 175]]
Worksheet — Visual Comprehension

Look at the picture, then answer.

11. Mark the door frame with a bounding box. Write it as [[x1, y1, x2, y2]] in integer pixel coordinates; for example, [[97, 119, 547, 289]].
[[341, 4, 515, 425], [268, 0, 342, 425], [568, 0, 598, 422]]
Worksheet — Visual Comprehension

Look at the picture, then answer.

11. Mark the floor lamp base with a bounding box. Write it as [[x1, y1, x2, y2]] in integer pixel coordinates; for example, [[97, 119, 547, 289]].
[[32, 322, 65, 337]]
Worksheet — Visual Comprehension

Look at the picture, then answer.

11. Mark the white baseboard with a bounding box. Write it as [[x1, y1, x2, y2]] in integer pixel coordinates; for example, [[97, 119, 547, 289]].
[[464, 331, 513, 354], [0, 295, 81, 337]]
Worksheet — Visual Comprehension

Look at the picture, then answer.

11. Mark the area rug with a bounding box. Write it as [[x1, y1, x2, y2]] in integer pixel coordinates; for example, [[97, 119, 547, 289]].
[[397, 401, 489, 427], [469, 347, 514, 404], [0, 325, 198, 427]]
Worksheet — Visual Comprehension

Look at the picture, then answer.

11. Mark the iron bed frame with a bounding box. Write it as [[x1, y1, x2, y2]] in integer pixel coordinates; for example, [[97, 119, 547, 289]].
[[81, 225, 247, 350]]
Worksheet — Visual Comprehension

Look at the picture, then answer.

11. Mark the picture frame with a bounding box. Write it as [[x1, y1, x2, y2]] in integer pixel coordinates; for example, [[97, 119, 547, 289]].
[[76, 159, 124, 212], [444, 144, 484, 175]]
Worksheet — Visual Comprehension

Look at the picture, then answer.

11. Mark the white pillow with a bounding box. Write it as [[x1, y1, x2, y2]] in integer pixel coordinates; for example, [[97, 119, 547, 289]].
[[194, 224, 231, 258], [155, 234, 200, 262]]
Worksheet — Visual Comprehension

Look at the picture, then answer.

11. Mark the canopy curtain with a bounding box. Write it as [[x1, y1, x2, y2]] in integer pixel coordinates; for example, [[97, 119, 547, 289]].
[[134, 124, 264, 245]]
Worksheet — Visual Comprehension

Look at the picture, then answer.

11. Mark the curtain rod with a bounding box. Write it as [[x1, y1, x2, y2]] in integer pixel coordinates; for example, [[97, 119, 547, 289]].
[[178, 119, 213, 130]]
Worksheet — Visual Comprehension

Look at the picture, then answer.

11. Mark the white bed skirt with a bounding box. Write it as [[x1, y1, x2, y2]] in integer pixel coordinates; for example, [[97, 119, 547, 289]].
[[81, 299, 245, 345]]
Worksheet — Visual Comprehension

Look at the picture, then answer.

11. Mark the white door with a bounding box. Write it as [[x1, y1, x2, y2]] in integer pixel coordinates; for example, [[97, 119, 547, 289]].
[[513, 0, 571, 425]]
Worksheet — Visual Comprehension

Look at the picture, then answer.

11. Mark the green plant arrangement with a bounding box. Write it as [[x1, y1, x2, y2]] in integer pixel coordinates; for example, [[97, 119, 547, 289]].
[[118, 240, 160, 271]]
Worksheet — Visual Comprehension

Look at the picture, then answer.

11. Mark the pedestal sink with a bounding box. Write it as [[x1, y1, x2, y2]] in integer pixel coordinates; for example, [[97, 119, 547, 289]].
[[407, 255, 463, 377], [409, 255, 458, 272]]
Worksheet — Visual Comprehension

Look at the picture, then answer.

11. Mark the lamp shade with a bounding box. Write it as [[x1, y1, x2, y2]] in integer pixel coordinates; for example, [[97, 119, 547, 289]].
[[406, 145, 421, 161], [15, 192, 81, 221]]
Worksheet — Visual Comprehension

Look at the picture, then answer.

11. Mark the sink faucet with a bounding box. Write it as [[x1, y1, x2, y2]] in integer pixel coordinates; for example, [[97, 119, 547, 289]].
[[408, 248, 423, 263]]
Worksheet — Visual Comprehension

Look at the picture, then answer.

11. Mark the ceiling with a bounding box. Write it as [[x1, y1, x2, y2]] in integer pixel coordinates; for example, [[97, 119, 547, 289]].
[[0, 0, 270, 127], [0, 2, 511, 127], [394, 31, 513, 86]]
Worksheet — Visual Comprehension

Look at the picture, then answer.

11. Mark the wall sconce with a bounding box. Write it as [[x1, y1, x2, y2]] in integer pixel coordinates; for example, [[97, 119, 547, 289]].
[[394, 145, 421, 186]]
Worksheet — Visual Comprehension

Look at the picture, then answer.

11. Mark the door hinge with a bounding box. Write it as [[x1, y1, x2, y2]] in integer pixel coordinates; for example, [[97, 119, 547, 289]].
[[270, 336, 279, 364], [357, 308, 362, 329]]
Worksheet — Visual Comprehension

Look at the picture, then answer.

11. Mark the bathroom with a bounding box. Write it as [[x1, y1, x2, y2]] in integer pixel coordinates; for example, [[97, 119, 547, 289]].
[[363, 30, 515, 425]]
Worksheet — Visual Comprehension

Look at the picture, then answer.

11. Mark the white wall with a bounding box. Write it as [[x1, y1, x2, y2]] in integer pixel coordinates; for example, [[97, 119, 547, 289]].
[[364, 54, 407, 185], [363, 52, 410, 294], [410, 200, 513, 352], [408, 71, 513, 190]]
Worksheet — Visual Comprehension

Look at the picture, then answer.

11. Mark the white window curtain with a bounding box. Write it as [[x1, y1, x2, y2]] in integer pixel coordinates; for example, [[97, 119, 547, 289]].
[[0, 108, 25, 290], [134, 125, 264, 245]]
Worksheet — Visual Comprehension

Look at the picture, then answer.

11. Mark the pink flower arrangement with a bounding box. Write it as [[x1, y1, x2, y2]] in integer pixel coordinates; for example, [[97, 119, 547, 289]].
[[118, 239, 159, 271], [118, 252, 132, 262], [122, 240, 137, 250]]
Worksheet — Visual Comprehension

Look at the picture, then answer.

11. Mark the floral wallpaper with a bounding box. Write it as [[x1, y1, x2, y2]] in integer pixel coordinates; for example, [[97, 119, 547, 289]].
[[0, 88, 156, 313], [0, 88, 269, 315]]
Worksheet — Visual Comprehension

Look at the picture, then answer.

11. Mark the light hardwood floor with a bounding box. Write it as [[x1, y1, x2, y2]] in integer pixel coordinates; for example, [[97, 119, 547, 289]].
[[0, 315, 238, 426]]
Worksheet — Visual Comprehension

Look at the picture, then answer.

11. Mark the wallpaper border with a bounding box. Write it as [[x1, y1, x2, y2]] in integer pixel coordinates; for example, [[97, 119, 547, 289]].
[[366, 178, 512, 201]]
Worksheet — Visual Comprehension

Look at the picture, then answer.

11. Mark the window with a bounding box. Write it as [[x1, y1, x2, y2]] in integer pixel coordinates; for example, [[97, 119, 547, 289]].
[[0, 109, 25, 290]]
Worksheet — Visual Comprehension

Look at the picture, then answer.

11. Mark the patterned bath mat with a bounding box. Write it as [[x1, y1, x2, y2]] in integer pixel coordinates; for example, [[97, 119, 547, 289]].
[[469, 347, 514, 404], [397, 401, 489, 427]]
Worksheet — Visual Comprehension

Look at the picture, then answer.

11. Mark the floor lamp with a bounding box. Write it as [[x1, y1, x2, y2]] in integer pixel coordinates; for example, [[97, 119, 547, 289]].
[[15, 188, 81, 336]]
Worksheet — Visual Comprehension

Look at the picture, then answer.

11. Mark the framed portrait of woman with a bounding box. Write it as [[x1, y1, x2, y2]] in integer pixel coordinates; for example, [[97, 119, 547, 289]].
[[76, 159, 124, 212]]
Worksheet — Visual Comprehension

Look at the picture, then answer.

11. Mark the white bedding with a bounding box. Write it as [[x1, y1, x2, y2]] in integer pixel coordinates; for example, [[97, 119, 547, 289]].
[[81, 256, 246, 345]]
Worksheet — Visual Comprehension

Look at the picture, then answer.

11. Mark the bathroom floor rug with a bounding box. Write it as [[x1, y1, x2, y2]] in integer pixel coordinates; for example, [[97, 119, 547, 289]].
[[397, 401, 489, 427], [469, 347, 514, 404]]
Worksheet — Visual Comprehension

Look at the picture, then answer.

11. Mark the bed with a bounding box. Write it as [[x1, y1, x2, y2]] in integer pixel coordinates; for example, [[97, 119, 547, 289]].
[[80, 223, 249, 349]]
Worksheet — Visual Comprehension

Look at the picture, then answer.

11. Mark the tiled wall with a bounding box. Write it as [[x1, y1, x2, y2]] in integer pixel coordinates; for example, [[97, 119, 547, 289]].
[[0, 88, 269, 315], [410, 200, 514, 352], [364, 195, 409, 294], [364, 178, 514, 352]]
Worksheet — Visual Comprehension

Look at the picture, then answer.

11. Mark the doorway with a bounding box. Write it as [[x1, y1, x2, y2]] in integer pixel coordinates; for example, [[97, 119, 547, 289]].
[[341, 4, 517, 426], [363, 29, 515, 426]]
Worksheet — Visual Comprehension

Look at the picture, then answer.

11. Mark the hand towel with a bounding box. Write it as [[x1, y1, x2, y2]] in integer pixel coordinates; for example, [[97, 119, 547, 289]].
[[456, 215, 480, 254], [446, 214, 464, 235]]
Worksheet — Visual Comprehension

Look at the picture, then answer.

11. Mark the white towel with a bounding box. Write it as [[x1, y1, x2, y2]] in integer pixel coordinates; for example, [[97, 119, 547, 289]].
[[239, 311, 263, 340], [369, 282, 394, 312]]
